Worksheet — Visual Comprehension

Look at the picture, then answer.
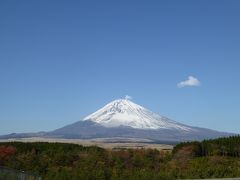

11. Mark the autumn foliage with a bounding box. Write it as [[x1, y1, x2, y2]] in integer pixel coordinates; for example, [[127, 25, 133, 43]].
[[0, 146, 16, 162], [0, 136, 240, 179]]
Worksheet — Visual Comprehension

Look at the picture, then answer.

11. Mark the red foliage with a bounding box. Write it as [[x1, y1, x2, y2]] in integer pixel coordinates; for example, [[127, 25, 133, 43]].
[[0, 146, 16, 161]]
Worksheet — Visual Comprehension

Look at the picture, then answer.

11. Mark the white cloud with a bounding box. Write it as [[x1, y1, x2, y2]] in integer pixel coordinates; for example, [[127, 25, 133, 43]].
[[125, 95, 133, 100], [177, 76, 201, 88]]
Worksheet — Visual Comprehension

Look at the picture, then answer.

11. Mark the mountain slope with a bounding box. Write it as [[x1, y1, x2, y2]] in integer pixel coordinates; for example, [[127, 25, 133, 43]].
[[49, 120, 231, 142], [49, 99, 232, 142], [83, 99, 193, 131], [0, 98, 233, 142]]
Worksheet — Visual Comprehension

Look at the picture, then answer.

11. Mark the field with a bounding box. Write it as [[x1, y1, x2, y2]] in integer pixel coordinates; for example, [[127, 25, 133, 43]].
[[0, 137, 173, 150]]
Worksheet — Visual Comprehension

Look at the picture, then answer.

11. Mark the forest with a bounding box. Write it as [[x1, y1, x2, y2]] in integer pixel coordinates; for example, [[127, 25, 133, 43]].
[[0, 136, 240, 179]]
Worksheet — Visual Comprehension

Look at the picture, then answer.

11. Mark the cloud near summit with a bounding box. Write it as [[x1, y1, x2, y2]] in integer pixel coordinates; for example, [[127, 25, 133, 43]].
[[177, 76, 201, 88], [125, 95, 133, 100]]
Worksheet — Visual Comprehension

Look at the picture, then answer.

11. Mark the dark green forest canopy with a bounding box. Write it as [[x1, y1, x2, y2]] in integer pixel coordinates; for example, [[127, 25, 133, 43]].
[[173, 135, 240, 157], [0, 136, 240, 180]]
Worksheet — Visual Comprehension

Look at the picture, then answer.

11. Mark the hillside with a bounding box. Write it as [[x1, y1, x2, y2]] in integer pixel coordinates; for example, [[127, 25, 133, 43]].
[[0, 136, 240, 179]]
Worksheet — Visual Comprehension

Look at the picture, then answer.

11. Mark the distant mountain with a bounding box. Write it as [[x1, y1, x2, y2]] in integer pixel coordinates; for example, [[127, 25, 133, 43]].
[[0, 99, 233, 143], [48, 99, 232, 142], [83, 99, 193, 131]]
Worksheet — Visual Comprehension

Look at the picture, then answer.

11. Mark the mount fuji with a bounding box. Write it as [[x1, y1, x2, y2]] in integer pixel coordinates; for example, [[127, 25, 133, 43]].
[[83, 99, 193, 131], [47, 98, 231, 142], [0, 98, 232, 143]]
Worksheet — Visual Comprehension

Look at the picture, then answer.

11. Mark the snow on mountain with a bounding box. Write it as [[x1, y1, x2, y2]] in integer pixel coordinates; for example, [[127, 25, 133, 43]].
[[2, 98, 232, 142], [83, 99, 193, 131]]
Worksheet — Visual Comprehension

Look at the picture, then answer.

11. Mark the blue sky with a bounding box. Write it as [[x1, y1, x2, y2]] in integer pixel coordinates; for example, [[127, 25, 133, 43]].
[[0, 0, 240, 134]]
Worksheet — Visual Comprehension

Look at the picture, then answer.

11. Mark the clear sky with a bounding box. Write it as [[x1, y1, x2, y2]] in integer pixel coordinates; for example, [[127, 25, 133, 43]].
[[0, 0, 240, 135]]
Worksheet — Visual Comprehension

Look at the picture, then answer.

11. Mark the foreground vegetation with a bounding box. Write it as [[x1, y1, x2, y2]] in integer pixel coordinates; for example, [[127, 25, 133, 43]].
[[0, 136, 240, 179]]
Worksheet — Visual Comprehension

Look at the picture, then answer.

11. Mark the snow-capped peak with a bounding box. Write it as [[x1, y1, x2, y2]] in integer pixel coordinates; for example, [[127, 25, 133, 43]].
[[83, 99, 193, 131]]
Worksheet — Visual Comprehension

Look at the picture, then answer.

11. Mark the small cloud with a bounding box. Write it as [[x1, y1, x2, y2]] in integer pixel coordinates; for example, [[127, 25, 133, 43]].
[[125, 95, 133, 100], [177, 76, 201, 88]]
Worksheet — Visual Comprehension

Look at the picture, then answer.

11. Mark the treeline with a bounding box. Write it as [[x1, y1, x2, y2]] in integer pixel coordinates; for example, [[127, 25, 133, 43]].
[[173, 135, 240, 157], [0, 136, 240, 179], [0, 142, 172, 179]]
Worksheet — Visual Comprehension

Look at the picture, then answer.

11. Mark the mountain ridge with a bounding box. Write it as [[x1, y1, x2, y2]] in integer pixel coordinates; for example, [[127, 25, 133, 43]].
[[0, 98, 234, 142]]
